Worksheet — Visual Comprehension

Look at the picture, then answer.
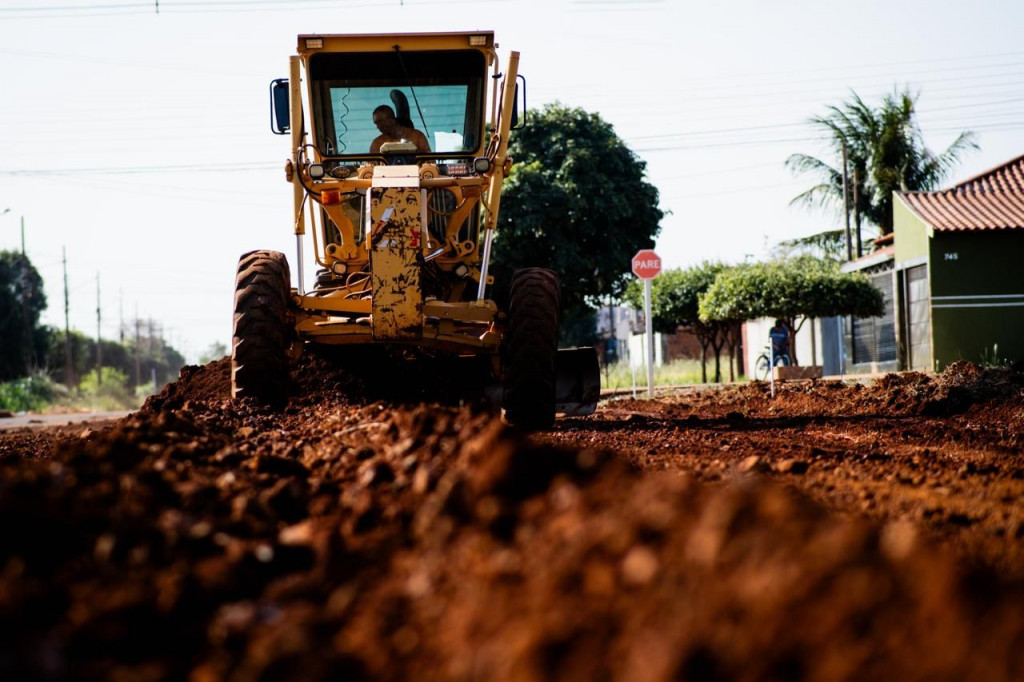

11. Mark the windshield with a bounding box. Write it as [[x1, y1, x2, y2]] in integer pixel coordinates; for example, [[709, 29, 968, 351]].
[[309, 50, 486, 157]]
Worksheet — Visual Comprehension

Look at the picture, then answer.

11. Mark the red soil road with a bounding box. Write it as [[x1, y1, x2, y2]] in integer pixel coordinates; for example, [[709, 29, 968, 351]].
[[0, 352, 1022, 681]]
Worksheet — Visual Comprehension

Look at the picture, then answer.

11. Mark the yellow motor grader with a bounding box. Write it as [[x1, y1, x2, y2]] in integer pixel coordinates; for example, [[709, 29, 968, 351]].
[[232, 31, 599, 428]]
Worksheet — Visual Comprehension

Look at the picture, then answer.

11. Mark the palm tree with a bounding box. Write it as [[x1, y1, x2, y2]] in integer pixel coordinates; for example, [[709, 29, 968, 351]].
[[786, 89, 976, 238]]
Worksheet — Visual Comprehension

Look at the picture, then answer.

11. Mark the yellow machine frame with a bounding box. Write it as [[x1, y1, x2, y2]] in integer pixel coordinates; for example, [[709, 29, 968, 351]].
[[283, 32, 519, 361]]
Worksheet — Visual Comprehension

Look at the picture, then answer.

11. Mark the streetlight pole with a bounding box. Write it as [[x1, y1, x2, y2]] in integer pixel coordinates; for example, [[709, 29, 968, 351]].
[[3, 208, 35, 369], [64, 247, 73, 387], [1, 211, 16, 246], [1, 209, 26, 255]]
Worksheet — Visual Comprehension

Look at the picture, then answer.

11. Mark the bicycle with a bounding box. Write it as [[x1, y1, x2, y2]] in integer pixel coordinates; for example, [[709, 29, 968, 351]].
[[753, 345, 791, 381]]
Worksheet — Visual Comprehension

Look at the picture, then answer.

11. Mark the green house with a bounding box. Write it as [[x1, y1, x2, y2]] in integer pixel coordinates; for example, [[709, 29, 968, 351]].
[[892, 154, 1024, 370]]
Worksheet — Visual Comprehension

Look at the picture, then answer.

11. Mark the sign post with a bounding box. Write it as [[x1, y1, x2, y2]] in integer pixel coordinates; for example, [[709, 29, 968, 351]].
[[631, 249, 662, 398]]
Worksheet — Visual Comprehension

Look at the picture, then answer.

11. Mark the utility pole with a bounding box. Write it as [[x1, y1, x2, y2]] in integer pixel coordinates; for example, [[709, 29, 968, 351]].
[[134, 306, 141, 388], [841, 141, 853, 261], [96, 273, 102, 386], [20, 221, 31, 369], [5, 211, 33, 370], [63, 247, 73, 387], [853, 166, 863, 258], [151, 320, 159, 387], [21, 269, 32, 370]]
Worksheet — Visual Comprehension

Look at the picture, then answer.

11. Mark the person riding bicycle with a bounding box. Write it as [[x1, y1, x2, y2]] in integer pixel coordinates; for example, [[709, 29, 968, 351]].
[[768, 319, 791, 364]]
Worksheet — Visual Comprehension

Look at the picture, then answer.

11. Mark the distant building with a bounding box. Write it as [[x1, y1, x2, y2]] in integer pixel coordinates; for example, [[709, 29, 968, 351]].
[[844, 153, 1024, 371], [596, 306, 704, 369], [893, 153, 1024, 369], [595, 305, 648, 367]]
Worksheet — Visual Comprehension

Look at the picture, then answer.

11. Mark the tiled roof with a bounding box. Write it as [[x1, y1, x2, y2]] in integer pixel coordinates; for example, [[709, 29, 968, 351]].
[[899, 154, 1024, 231], [842, 244, 894, 273]]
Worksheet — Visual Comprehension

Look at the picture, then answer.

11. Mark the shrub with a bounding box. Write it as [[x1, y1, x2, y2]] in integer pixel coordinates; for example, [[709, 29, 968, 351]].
[[76, 367, 140, 410], [0, 372, 65, 412]]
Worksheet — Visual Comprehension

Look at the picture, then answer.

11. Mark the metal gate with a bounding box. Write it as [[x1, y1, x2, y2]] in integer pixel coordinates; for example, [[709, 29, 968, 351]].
[[852, 269, 897, 365], [903, 264, 932, 370]]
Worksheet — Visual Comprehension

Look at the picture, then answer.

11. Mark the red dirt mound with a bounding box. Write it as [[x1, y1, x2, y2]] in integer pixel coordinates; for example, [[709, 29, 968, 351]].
[[0, 358, 1022, 681]]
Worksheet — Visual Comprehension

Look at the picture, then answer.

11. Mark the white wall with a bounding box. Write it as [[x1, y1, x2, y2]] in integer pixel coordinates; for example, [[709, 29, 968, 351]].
[[744, 317, 843, 377], [627, 332, 664, 369]]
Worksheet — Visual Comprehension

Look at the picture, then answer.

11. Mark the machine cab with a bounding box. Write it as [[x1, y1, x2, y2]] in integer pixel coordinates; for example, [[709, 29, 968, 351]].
[[310, 48, 487, 159], [285, 33, 496, 164]]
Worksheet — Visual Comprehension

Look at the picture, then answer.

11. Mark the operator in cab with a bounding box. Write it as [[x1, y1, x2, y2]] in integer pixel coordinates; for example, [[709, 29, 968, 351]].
[[369, 105, 431, 153]]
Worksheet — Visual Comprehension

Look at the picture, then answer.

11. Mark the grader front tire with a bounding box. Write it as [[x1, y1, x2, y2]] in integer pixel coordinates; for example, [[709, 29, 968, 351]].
[[231, 250, 292, 407], [503, 268, 560, 430]]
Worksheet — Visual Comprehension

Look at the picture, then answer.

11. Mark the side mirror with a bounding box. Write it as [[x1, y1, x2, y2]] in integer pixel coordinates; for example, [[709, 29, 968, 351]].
[[270, 78, 290, 135], [510, 75, 527, 130]]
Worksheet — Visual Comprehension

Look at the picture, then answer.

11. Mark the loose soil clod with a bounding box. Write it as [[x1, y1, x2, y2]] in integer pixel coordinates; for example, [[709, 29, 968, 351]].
[[1, 356, 1022, 681]]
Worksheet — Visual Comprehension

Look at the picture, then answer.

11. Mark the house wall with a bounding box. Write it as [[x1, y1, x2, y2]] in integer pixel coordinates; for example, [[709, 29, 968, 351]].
[[627, 332, 664, 369], [929, 230, 1024, 367], [664, 329, 704, 360], [893, 195, 931, 263]]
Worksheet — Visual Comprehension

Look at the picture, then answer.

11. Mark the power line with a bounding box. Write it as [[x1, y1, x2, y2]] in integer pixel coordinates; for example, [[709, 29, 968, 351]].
[[633, 135, 831, 153], [0, 2, 152, 11], [0, 161, 279, 176], [0, 0, 508, 18], [662, 181, 802, 200], [628, 121, 807, 141]]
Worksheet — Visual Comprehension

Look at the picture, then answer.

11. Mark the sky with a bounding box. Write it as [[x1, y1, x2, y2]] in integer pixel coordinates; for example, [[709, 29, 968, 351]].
[[2, 0, 1023, 363]]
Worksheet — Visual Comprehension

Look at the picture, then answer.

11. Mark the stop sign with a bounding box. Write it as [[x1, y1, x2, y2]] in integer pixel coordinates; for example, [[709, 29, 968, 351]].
[[631, 249, 662, 279]]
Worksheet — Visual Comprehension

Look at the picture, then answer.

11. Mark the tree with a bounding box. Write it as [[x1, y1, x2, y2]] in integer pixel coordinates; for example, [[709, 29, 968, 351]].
[[623, 263, 739, 383], [699, 258, 884, 365], [493, 104, 664, 344], [787, 89, 976, 238], [199, 341, 229, 365], [0, 250, 47, 381], [771, 229, 846, 262], [45, 327, 186, 390]]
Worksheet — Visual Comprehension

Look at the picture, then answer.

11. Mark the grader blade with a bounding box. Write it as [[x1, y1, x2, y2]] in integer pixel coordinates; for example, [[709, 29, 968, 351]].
[[555, 347, 600, 416]]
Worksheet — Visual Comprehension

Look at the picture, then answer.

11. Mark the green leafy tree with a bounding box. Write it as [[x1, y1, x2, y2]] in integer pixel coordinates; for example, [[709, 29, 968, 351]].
[[699, 257, 884, 365], [45, 329, 92, 386], [46, 327, 186, 390], [771, 229, 847, 262], [493, 103, 663, 344], [623, 263, 739, 383], [199, 341, 229, 365], [78, 367, 137, 410], [0, 373, 65, 412], [787, 89, 976, 237], [0, 251, 48, 381]]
